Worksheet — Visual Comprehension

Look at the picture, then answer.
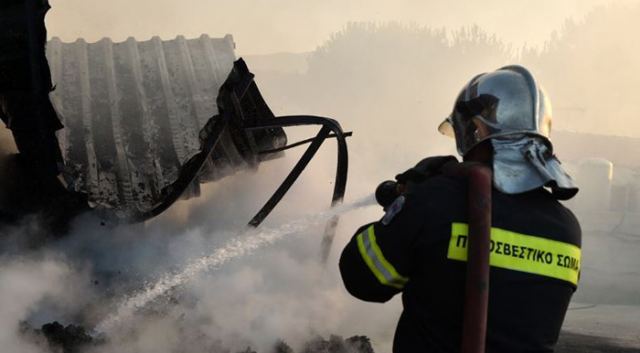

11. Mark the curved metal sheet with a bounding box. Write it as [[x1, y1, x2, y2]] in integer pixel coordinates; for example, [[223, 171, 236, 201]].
[[45, 35, 286, 218]]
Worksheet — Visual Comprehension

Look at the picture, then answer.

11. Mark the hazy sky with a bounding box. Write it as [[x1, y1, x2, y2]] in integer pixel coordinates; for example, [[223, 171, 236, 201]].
[[47, 0, 638, 55]]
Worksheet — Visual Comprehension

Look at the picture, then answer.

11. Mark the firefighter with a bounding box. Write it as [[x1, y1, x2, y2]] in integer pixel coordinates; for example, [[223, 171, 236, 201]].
[[0, 0, 64, 177], [339, 66, 581, 352], [0, 0, 87, 231]]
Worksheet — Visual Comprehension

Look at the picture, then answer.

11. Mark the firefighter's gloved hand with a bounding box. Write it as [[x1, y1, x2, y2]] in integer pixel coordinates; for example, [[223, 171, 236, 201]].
[[395, 155, 458, 185], [377, 156, 458, 210], [376, 180, 401, 209]]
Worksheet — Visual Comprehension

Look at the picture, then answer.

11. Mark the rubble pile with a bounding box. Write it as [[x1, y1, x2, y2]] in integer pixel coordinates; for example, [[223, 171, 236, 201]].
[[240, 335, 375, 353], [22, 321, 376, 353], [298, 335, 374, 353], [20, 321, 97, 353]]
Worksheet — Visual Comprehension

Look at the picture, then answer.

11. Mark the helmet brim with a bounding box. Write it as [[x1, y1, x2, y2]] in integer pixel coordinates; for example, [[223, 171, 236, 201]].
[[438, 116, 455, 138]]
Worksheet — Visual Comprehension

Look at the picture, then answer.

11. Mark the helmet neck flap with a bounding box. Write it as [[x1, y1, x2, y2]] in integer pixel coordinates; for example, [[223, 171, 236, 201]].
[[491, 136, 578, 200]]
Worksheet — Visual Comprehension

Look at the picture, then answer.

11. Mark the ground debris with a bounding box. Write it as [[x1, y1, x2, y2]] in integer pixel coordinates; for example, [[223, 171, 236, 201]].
[[300, 335, 375, 353], [272, 340, 295, 353], [20, 321, 97, 353], [21, 320, 375, 353], [237, 347, 258, 353], [345, 336, 375, 353]]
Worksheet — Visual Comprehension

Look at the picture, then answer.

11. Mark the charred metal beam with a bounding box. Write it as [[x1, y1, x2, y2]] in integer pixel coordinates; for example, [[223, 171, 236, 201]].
[[246, 115, 349, 224], [245, 115, 349, 262], [258, 132, 353, 155]]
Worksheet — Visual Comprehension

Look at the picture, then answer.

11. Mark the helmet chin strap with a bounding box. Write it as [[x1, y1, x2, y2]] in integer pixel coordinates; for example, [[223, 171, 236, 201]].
[[472, 116, 491, 140], [462, 117, 493, 163]]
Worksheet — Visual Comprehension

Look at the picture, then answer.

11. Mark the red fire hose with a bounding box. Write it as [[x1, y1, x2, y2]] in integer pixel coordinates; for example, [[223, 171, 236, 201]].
[[461, 164, 493, 353], [377, 162, 492, 351]]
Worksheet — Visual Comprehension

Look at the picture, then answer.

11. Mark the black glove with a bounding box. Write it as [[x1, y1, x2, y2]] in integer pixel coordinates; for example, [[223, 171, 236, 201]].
[[395, 155, 458, 185], [375, 180, 400, 209], [376, 156, 458, 209]]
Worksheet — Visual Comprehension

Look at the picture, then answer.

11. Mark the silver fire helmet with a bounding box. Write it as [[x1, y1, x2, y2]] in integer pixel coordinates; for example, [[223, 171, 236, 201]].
[[438, 65, 578, 200]]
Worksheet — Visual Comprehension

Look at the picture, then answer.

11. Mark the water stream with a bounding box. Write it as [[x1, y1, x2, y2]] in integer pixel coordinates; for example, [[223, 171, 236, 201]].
[[95, 195, 376, 333]]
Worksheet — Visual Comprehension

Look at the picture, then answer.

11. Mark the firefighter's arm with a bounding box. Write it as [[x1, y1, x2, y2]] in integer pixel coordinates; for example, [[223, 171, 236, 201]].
[[339, 194, 424, 303]]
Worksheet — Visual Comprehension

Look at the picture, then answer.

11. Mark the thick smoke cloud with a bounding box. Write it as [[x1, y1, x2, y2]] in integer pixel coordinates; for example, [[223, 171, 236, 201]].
[[0, 153, 397, 352], [47, 0, 636, 54], [3, 1, 640, 352]]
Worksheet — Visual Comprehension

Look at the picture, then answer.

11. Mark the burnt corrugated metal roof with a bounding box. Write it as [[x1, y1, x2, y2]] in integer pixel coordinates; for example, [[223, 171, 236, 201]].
[[45, 35, 255, 217]]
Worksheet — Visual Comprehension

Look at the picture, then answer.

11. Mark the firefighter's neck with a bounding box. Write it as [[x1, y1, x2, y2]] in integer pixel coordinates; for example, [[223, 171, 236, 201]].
[[463, 141, 493, 164]]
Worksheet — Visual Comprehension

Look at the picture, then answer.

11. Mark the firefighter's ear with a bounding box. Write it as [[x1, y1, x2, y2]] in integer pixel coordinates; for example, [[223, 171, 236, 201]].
[[472, 116, 491, 140]]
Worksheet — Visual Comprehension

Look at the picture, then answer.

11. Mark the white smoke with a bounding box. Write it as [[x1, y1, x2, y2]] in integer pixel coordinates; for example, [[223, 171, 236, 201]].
[[0, 254, 91, 353], [0, 150, 401, 353], [5, 2, 640, 352], [95, 195, 376, 334]]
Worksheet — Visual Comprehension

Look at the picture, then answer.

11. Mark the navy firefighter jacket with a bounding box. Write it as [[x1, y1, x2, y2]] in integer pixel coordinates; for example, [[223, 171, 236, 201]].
[[339, 170, 581, 353]]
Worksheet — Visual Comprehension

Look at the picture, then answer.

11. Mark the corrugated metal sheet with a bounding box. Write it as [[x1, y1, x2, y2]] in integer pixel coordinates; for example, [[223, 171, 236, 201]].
[[45, 34, 255, 216]]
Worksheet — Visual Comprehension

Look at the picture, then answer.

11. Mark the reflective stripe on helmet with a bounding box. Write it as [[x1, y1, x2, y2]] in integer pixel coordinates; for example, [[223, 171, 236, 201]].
[[357, 225, 409, 289], [448, 223, 581, 286]]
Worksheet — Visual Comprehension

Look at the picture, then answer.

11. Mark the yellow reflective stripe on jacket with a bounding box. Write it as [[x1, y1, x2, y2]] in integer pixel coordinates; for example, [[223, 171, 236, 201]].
[[357, 225, 409, 289], [448, 223, 581, 286]]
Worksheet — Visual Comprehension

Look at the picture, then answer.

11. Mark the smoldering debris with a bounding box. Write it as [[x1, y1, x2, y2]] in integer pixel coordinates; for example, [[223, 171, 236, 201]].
[[21, 322, 375, 353], [20, 321, 96, 353], [298, 336, 374, 353], [19, 319, 640, 353]]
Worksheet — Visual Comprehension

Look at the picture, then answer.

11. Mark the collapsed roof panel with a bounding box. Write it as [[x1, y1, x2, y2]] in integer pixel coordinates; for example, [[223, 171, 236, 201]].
[[46, 35, 285, 219]]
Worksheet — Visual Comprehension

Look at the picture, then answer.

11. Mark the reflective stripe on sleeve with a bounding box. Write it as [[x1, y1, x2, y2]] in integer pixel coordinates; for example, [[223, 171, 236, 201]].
[[356, 225, 409, 289], [448, 222, 581, 286]]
